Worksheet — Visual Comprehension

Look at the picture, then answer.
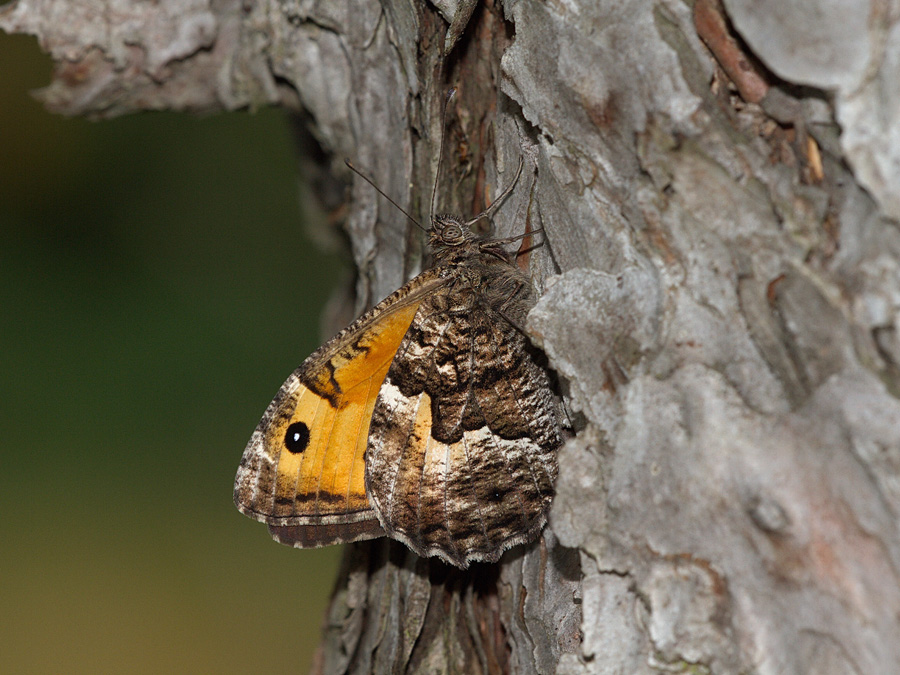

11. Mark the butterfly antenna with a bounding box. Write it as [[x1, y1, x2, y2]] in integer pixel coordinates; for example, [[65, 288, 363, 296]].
[[430, 87, 457, 224], [345, 159, 428, 233]]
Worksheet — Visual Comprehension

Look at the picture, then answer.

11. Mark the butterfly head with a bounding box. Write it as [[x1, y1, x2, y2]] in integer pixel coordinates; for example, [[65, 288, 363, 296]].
[[430, 213, 492, 268]]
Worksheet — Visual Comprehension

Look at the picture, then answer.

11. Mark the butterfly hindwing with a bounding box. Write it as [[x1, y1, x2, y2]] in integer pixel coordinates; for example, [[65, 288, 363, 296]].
[[365, 260, 561, 567], [233, 269, 447, 547]]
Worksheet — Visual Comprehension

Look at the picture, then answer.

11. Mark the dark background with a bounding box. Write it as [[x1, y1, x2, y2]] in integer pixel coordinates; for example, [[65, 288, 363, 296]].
[[1, 33, 346, 673]]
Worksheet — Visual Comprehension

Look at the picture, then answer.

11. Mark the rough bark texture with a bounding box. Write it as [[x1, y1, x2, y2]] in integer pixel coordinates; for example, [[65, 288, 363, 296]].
[[6, 0, 900, 672]]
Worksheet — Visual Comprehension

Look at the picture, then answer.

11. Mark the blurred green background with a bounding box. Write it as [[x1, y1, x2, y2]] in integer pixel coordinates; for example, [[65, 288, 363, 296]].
[[1, 33, 345, 673]]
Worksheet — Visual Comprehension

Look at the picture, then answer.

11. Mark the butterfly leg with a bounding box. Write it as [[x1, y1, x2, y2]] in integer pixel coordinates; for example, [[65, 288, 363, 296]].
[[464, 157, 525, 228]]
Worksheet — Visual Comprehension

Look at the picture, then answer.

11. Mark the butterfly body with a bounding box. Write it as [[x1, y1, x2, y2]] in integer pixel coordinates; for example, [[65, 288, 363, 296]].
[[234, 182, 561, 568]]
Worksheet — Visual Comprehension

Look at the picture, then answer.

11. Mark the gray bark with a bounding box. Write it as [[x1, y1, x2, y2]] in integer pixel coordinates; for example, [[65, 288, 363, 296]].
[[6, 0, 900, 672]]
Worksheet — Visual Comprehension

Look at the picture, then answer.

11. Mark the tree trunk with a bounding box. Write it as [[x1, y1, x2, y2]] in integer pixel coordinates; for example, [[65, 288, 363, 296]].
[[6, 0, 900, 672]]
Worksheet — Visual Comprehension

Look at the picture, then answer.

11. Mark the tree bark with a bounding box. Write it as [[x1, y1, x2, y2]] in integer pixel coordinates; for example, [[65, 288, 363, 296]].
[[6, 0, 900, 672]]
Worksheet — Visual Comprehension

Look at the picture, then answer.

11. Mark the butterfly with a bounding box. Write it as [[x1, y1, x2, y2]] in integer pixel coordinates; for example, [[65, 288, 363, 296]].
[[234, 112, 562, 567]]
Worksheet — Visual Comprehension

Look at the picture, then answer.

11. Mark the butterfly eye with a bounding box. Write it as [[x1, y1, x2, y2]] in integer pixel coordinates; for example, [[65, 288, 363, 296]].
[[284, 422, 310, 454], [442, 224, 463, 243]]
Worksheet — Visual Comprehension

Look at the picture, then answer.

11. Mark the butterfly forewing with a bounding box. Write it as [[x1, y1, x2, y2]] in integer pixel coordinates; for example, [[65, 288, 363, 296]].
[[233, 270, 447, 546]]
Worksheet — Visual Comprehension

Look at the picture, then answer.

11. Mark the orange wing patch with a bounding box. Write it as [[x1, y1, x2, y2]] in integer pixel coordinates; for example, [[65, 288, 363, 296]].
[[234, 295, 427, 547]]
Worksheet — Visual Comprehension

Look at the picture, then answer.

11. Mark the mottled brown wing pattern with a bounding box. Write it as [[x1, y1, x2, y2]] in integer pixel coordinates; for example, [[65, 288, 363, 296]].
[[365, 259, 560, 568]]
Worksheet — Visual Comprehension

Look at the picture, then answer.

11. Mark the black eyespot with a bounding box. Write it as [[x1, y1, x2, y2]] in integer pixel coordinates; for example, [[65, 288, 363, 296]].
[[284, 422, 310, 454]]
